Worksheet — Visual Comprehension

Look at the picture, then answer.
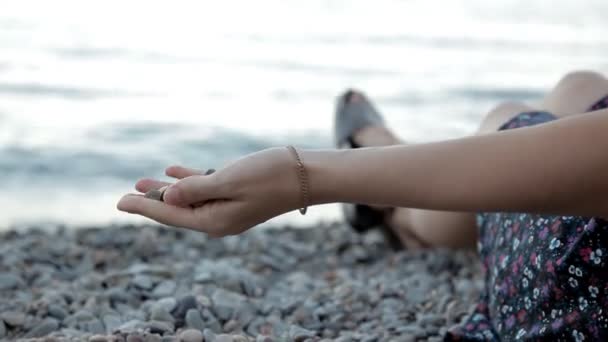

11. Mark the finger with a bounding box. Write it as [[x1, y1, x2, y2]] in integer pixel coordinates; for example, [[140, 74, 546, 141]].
[[163, 174, 222, 207], [165, 165, 204, 179], [117, 194, 205, 231], [135, 178, 172, 193]]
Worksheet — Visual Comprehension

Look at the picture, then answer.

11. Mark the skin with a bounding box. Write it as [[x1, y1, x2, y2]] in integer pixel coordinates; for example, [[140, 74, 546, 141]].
[[117, 71, 608, 243]]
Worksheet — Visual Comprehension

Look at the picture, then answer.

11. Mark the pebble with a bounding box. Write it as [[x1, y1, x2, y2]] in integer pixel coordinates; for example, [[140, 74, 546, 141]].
[[151, 305, 175, 323], [179, 329, 203, 342], [102, 314, 122, 333], [83, 318, 106, 334], [24, 318, 59, 338], [152, 280, 177, 298], [134, 229, 158, 257], [185, 309, 205, 331], [223, 319, 239, 332], [127, 333, 145, 342], [215, 334, 234, 342], [1, 311, 26, 326], [395, 325, 426, 338], [289, 325, 316, 341], [146, 320, 174, 334], [203, 328, 216, 341], [211, 289, 246, 321], [157, 297, 178, 313], [48, 304, 69, 320], [417, 313, 446, 327], [0, 273, 24, 290], [0, 223, 483, 340], [232, 335, 249, 342], [172, 295, 198, 322], [132, 274, 155, 290], [144, 333, 163, 342]]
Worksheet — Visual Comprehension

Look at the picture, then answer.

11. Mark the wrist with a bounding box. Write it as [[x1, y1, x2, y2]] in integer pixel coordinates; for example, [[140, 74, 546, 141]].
[[298, 149, 347, 206]]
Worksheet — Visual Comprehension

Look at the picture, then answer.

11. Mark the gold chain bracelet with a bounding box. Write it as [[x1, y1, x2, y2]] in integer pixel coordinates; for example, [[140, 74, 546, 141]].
[[286, 145, 309, 215]]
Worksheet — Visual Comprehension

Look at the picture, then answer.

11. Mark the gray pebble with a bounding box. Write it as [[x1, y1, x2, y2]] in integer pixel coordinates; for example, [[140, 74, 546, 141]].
[[102, 314, 122, 333], [48, 304, 68, 320], [0, 274, 24, 290], [223, 319, 239, 333], [185, 309, 205, 331], [24, 318, 59, 338], [200, 309, 223, 332], [395, 326, 426, 338], [89, 335, 110, 342], [418, 313, 446, 327], [172, 295, 198, 322], [83, 318, 106, 334], [179, 329, 203, 342], [132, 274, 155, 290], [215, 334, 234, 342], [117, 320, 146, 333], [211, 289, 245, 321], [427, 337, 444, 342], [144, 189, 163, 201], [144, 333, 163, 342], [395, 335, 416, 342], [256, 336, 274, 342], [1, 311, 26, 326], [157, 297, 178, 313], [146, 320, 174, 334], [152, 280, 177, 298], [134, 229, 158, 258], [203, 328, 216, 341], [289, 325, 316, 341], [108, 288, 134, 305], [127, 332, 145, 342], [151, 305, 175, 323]]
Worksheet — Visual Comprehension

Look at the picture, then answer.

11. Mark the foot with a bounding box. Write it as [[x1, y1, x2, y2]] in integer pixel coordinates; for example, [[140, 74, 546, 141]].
[[344, 92, 401, 147]]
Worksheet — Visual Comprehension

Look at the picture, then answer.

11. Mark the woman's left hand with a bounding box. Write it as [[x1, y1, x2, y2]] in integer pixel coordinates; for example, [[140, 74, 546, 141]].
[[117, 148, 302, 237]]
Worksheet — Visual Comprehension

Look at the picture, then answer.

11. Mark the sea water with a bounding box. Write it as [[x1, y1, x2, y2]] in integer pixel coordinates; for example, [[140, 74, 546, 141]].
[[1, 0, 607, 228]]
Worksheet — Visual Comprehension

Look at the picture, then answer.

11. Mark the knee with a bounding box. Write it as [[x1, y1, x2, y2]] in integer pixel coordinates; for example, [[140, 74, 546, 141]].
[[555, 70, 606, 90], [478, 101, 533, 133]]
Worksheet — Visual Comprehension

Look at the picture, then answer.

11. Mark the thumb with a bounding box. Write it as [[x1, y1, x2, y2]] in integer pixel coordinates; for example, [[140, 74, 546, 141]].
[[163, 174, 222, 207]]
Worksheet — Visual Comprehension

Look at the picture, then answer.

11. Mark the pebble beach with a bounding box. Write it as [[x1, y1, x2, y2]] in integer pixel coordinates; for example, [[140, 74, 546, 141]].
[[0, 223, 483, 341]]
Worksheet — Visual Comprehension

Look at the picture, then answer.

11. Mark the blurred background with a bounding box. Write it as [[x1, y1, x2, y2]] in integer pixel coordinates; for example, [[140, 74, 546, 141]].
[[1, 0, 606, 229]]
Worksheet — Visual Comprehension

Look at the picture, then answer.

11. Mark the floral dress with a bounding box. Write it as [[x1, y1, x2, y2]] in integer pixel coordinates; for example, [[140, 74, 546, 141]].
[[445, 95, 608, 341]]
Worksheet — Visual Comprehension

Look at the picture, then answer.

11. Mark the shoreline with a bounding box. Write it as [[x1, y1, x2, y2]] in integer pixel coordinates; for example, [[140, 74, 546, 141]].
[[0, 222, 482, 341]]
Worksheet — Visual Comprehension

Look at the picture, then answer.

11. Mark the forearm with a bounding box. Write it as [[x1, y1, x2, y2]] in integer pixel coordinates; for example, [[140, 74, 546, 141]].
[[304, 109, 608, 217]]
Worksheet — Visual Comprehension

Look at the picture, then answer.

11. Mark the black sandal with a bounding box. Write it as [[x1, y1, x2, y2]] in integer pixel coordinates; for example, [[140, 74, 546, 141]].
[[334, 89, 404, 250]]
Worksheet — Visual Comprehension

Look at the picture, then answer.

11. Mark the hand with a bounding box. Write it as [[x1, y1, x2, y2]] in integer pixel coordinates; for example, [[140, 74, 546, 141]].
[[117, 147, 301, 237]]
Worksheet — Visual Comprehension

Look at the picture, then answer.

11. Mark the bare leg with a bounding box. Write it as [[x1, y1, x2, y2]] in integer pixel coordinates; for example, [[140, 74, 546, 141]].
[[353, 71, 608, 249], [542, 71, 608, 117]]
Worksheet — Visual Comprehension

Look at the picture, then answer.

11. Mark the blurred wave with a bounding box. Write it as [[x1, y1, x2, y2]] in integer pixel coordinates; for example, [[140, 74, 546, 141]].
[[0, 82, 141, 99]]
